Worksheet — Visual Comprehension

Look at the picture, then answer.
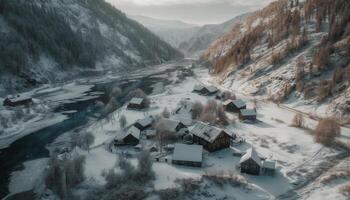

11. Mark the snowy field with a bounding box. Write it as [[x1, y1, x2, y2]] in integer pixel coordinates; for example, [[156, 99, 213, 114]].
[[7, 66, 350, 199]]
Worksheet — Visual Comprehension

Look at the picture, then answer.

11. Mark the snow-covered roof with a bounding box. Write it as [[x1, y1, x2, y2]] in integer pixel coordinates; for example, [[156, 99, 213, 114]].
[[240, 147, 262, 166], [117, 126, 140, 140], [190, 121, 232, 143], [240, 109, 257, 117], [193, 85, 205, 91], [223, 100, 232, 106], [262, 160, 276, 169], [206, 86, 218, 93], [176, 101, 193, 114], [136, 116, 154, 127], [158, 118, 182, 132], [5, 94, 32, 103], [129, 97, 144, 105], [172, 143, 203, 163], [233, 99, 246, 108]]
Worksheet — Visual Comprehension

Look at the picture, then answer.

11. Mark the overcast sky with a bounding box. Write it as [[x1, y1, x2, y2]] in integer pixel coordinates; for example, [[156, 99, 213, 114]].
[[106, 0, 275, 25]]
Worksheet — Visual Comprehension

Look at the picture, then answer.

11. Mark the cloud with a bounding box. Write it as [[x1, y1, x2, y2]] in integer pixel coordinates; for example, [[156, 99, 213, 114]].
[[115, 0, 274, 7], [106, 0, 275, 24]]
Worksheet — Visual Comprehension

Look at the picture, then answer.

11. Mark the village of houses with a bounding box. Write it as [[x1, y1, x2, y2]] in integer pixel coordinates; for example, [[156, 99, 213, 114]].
[[3, 66, 350, 199]]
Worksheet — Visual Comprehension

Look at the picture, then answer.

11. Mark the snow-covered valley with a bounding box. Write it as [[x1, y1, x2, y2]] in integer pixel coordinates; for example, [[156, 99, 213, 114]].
[[2, 61, 349, 200]]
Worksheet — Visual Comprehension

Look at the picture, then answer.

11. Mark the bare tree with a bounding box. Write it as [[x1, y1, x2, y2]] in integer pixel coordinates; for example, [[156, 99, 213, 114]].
[[83, 132, 95, 153], [192, 101, 203, 119], [217, 104, 229, 126], [119, 115, 127, 129], [314, 118, 341, 146], [222, 91, 236, 101]]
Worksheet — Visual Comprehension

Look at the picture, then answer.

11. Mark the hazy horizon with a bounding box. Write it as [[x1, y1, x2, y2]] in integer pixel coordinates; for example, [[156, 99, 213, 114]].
[[106, 0, 275, 25]]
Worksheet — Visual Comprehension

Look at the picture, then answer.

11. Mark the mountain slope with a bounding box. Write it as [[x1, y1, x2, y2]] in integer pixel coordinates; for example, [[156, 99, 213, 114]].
[[203, 0, 350, 120], [179, 13, 249, 58], [0, 0, 182, 92], [132, 14, 249, 58], [130, 15, 200, 50]]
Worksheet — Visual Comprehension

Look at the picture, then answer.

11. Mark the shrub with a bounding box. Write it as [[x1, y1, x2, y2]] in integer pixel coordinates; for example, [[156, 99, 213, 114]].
[[222, 91, 236, 101], [291, 113, 305, 128], [314, 118, 341, 146], [192, 101, 203, 119], [119, 115, 127, 128], [340, 184, 350, 197], [203, 171, 247, 188]]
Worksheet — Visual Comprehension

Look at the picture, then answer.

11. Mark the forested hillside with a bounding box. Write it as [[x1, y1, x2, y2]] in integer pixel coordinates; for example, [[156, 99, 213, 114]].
[[0, 0, 182, 92], [202, 0, 350, 120]]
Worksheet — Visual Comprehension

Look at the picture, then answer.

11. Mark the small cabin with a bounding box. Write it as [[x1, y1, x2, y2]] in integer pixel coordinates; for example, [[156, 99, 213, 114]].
[[3, 95, 33, 107], [172, 143, 203, 167], [223, 99, 246, 112], [114, 126, 140, 146], [193, 85, 206, 94], [239, 109, 257, 121], [262, 160, 276, 176], [134, 116, 154, 131], [127, 98, 147, 110], [240, 148, 262, 175], [192, 85, 218, 96], [190, 122, 235, 152]]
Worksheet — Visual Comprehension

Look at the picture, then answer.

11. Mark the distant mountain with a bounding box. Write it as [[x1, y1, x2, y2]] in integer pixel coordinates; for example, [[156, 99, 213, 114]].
[[0, 0, 183, 92], [202, 0, 350, 119], [130, 15, 200, 50], [179, 14, 249, 58], [132, 14, 249, 58]]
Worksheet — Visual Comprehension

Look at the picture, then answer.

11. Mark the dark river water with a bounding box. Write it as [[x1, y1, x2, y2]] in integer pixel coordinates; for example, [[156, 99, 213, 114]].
[[0, 69, 175, 199]]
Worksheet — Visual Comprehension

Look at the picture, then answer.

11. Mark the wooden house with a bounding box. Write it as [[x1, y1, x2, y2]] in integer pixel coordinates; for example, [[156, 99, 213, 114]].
[[134, 116, 154, 131], [114, 126, 140, 146], [190, 122, 235, 152], [3, 95, 33, 107], [127, 98, 146, 110], [239, 109, 257, 121], [223, 99, 246, 112], [172, 143, 203, 167], [240, 148, 262, 175]]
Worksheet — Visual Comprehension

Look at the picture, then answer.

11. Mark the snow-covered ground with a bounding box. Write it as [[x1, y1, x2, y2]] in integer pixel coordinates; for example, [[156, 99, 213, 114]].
[[75, 67, 350, 199], [7, 65, 350, 200]]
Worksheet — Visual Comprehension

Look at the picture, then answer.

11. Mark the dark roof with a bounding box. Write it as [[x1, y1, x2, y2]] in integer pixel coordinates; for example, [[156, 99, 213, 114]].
[[233, 99, 246, 109], [240, 147, 262, 166], [240, 109, 257, 117], [172, 143, 203, 163], [190, 122, 232, 143]]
